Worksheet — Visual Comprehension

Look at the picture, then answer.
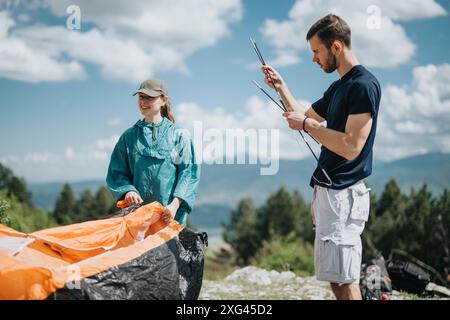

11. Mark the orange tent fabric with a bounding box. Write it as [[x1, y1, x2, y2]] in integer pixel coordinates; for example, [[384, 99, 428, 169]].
[[0, 202, 184, 300]]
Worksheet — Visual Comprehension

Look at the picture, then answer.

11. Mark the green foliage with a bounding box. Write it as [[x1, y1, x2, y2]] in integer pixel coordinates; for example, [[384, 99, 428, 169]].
[[52, 183, 118, 225], [260, 187, 301, 238], [224, 180, 450, 278], [223, 198, 261, 265], [204, 248, 239, 281], [366, 179, 407, 255], [0, 191, 57, 233], [76, 189, 96, 222], [251, 232, 315, 276], [0, 198, 10, 226], [0, 163, 32, 208], [365, 180, 450, 279], [0, 164, 56, 232], [224, 187, 315, 270], [95, 186, 117, 217], [52, 183, 77, 225], [291, 189, 315, 243], [430, 189, 450, 276]]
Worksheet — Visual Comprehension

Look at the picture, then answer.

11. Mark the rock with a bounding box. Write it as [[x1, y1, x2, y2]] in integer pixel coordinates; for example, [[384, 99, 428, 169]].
[[199, 267, 450, 300], [223, 266, 296, 286], [199, 266, 335, 300]]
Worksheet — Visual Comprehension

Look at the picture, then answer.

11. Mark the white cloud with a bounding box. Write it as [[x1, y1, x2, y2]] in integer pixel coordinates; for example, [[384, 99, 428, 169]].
[[375, 63, 450, 160], [0, 135, 120, 181], [95, 135, 120, 151], [4, 60, 449, 181], [0, 0, 243, 83], [175, 96, 319, 162], [0, 11, 86, 82], [260, 0, 446, 68], [176, 64, 450, 163]]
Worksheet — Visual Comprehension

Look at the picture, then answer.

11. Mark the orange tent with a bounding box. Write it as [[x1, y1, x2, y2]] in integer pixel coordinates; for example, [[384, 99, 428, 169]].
[[0, 202, 206, 300]]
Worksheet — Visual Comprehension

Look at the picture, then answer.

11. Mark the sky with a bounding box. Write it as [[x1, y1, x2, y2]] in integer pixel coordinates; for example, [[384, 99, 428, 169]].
[[0, 0, 449, 183]]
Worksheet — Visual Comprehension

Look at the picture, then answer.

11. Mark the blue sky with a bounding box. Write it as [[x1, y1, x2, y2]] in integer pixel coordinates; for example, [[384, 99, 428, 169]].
[[0, 0, 449, 182]]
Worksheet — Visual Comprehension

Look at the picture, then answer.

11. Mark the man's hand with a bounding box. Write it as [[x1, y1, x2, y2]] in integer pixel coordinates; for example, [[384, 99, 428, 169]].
[[162, 198, 181, 224], [282, 111, 307, 131], [124, 191, 143, 206], [261, 65, 285, 91]]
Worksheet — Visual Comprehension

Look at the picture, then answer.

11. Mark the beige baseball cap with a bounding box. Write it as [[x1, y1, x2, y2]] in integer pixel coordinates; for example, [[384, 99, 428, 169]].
[[132, 79, 169, 97]]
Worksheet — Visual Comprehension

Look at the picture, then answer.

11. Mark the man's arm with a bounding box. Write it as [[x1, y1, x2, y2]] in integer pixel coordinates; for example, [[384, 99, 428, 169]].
[[284, 112, 372, 161], [279, 90, 327, 124], [305, 107, 326, 123], [261, 65, 310, 114], [261, 65, 329, 123]]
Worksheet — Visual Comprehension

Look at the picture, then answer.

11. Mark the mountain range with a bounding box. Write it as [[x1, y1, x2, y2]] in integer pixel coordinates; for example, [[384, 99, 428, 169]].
[[28, 153, 450, 231]]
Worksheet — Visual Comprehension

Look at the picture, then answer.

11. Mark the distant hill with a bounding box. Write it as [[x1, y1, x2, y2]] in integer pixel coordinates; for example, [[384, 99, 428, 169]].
[[29, 153, 450, 230]]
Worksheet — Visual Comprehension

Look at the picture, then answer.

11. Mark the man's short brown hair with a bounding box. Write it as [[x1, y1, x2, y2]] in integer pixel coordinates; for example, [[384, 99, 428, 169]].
[[306, 14, 351, 49]]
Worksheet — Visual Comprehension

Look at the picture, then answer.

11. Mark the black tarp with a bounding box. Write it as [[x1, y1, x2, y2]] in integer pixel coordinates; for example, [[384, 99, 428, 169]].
[[48, 229, 207, 300]]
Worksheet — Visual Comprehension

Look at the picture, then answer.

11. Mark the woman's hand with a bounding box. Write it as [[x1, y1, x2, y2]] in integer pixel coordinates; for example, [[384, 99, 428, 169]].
[[162, 198, 181, 224], [124, 191, 143, 206], [261, 65, 285, 90]]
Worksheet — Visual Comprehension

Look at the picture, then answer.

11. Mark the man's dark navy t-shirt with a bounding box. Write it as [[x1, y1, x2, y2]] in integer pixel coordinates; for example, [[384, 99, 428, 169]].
[[309, 65, 381, 190]]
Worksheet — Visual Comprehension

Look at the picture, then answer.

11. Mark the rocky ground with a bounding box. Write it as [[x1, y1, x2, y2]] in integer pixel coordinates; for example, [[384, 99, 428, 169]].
[[199, 266, 448, 300]]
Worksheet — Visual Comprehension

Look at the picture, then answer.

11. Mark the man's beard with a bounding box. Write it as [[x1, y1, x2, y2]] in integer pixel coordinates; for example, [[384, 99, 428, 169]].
[[323, 50, 338, 73]]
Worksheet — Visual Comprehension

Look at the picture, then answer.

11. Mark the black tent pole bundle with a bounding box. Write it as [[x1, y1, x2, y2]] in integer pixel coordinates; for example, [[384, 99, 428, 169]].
[[250, 37, 333, 187]]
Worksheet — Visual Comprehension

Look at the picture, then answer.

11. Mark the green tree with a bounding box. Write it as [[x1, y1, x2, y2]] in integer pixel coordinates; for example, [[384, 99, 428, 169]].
[[76, 189, 96, 222], [94, 186, 116, 218], [429, 188, 450, 277], [0, 163, 14, 190], [260, 187, 302, 239], [223, 198, 261, 265], [397, 185, 433, 257], [291, 189, 315, 243], [1, 191, 56, 233], [252, 233, 315, 276], [366, 179, 408, 257], [53, 183, 77, 225], [7, 176, 33, 207], [0, 163, 33, 207], [0, 198, 10, 226]]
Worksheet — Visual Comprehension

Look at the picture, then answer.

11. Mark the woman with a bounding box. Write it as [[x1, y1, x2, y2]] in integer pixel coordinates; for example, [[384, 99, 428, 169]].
[[106, 79, 200, 225]]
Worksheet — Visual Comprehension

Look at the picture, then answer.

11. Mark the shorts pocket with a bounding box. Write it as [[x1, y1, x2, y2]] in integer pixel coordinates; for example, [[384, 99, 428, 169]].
[[326, 188, 351, 221], [349, 183, 371, 222], [317, 240, 338, 276], [340, 243, 362, 282]]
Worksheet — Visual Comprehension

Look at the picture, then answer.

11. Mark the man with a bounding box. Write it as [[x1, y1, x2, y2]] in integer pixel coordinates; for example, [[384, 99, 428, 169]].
[[261, 14, 381, 300]]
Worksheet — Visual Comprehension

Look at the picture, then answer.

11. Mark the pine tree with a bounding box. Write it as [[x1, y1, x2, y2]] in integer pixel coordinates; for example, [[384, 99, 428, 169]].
[[291, 189, 314, 243], [398, 185, 433, 257], [366, 179, 408, 257], [93, 186, 116, 219], [0, 164, 33, 207], [53, 183, 77, 225], [260, 187, 301, 238], [76, 189, 96, 222], [7, 176, 33, 207], [0, 163, 13, 190], [429, 188, 450, 278], [223, 198, 261, 265]]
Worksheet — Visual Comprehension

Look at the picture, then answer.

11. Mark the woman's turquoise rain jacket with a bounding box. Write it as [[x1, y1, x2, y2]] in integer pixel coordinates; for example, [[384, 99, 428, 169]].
[[106, 117, 200, 225]]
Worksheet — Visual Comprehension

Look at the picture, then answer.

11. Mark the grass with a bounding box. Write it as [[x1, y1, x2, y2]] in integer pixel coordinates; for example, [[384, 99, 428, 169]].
[[203, 246, 239, 281]]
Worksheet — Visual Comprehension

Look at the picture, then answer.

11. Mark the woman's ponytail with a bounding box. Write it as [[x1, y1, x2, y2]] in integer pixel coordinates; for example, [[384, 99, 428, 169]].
[[161, 97, 175, 123]]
